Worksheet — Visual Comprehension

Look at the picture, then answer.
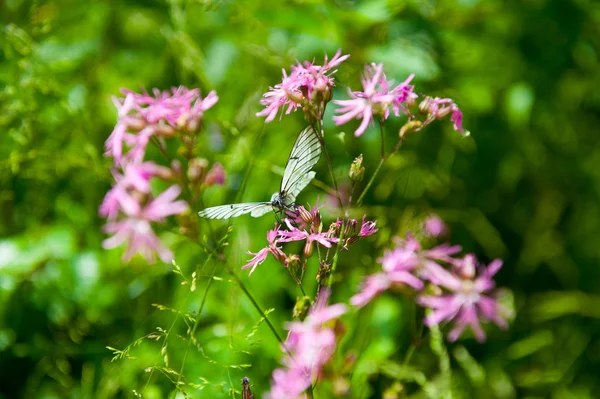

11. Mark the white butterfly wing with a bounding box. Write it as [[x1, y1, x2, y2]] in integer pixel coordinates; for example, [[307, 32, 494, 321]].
[[198, 202, 273, 219], [285, 171, 316, 205], [281, 126, 321, 199]]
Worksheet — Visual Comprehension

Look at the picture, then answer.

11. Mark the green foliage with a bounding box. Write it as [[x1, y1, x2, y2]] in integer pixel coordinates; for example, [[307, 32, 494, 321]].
[[2, 0, 600, 398]]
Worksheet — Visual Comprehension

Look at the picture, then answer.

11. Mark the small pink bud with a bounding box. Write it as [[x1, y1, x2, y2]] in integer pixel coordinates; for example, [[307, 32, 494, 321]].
[[204, 163, 226, 186]]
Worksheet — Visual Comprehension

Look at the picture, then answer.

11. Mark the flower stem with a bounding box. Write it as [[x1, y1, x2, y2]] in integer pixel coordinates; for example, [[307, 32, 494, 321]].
[[326, 220, 346, 287], [174, 256, 216, 391], [315, 120, 344, 212], [226, 266, 290, 353], [355, 137, 404, 207]]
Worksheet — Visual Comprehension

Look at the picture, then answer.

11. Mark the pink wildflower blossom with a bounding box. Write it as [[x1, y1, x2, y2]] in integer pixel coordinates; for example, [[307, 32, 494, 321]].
[[424, 214, 447, 237], [359, 216, 378, 237], [266, 289, 347, 399], [418, 254, 509, 342], [257, 49, 349, 122], [420, 97, 468, 136], [350, 234, 461, 308], [102, 185, 189, 263], [242, 227, 287, 275], [105, 87, 218, 164], [333, 63, 416, 136], [204, 162, 226, 186]]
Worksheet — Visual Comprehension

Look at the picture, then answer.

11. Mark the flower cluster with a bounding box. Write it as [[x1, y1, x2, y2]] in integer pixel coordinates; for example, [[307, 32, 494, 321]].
[[333, 63, 469, 138], [266, 289, 347, 399], [100, 87, 220, 263], [257, 49, 349, 123], [106, 87, 218, 165], [333, 63, 417, 137], [351, 232, 510, 342], [242, 202, 378, 278]]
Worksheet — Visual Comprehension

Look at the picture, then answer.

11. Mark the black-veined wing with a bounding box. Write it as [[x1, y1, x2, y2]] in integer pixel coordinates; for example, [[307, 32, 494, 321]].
[[280, 125, 321, 201], [198, 202, 273, 219]]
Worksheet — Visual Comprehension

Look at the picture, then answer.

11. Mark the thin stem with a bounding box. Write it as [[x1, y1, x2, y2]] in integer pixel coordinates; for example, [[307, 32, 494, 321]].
[[379, 118, 386, 159], [174, 256, 215, 390], [227, 267, 291, 355], [326, 220, 346, 288], [315, 120, 344, 212], [354, 158, 385, 207], [355, 138, 404, 207]]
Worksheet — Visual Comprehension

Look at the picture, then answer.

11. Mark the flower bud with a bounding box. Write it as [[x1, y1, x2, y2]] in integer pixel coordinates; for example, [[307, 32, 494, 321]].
[[418, 96, 432, 114], [399, 120, 423, 139], [293, 296, 312, 320], [312, 210, 322, 231], [332, 377, 350, 396], [285, 89, 305, 105], [154, 123, 177, 137], [187, 158, 208, 182], [177, 112, 201, 133], [316, 261, 331, 284], [349, 154, 365, 182], [204, 163, 226, 186], [303, 240, 314, 257], [297, 206, 313, 225], [434, 105, 453, 120], [127, 117, 146, 132]]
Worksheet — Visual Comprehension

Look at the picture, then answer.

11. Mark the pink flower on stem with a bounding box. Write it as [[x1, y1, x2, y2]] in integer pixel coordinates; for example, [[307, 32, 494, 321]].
[[99, 162, 172, 220], [242, 227, 287, 275], [350, 234, 461, 308], [359, 216, 378, 237], [105, 87, 218, 164], [266, 289, 347, 399], [418, 254, 509, 342], [102, 185, 189, 263], [279, 219, 338, 257], [257, 49, 349, 122], [424, 214, 447, 237], [420, 97, 469, 136], [204, 162, 226, 186], [333, 63, 416, 136]]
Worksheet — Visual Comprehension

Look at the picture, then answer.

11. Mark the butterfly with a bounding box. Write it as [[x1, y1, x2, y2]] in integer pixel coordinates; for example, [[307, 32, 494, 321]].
[[198, 125, 321, 220], [242, 377, 254, 399]]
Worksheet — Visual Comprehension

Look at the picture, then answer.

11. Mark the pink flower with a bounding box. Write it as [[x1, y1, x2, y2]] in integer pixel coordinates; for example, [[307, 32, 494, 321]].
[[351, 234, 460, 308], [99, 162, 172, 220], [105, 87, 218, 164], [266, 289, 346, 399], [333, 63, 416, 136], [350, 273, 391, 307], [204, 162, 226, 186], [242, 227, 286, 275], [424, 214, 447, 237], [278, 219, 338, 256], [420, 97, 468, 136], [101, 185, 189, 263], [102, 219, 173, 263], [418, 255, 509, 342], [257, 49, 349, 122], [265, 368, 311, 399], [359, 216, 378, 236]]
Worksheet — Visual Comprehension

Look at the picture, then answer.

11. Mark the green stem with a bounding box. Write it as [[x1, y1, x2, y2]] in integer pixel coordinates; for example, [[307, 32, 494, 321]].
[[355, 137, 404, 207], [227, 267, 292, 355], [174, 256, 216, 390], [326, 220, 346, 288], [315, 120, 344, 212]]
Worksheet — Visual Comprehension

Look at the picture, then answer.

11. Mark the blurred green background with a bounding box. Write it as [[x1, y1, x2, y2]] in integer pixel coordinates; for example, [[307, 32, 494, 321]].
[[2, 0, 600, 398]]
